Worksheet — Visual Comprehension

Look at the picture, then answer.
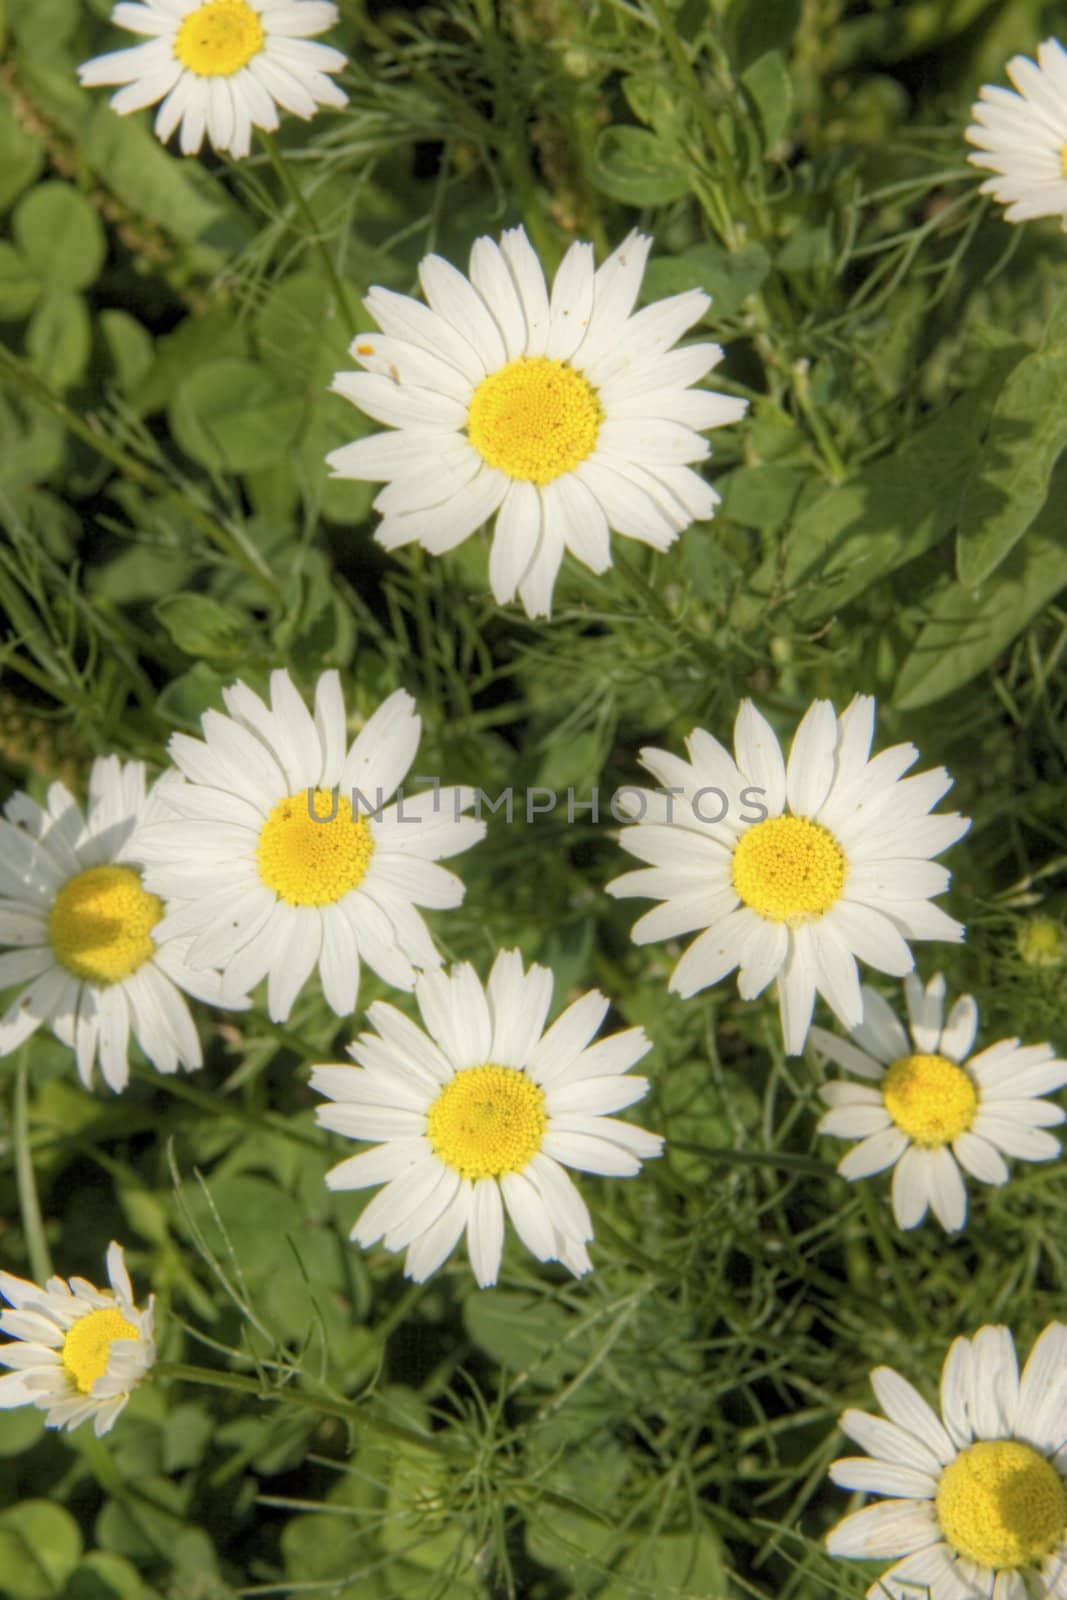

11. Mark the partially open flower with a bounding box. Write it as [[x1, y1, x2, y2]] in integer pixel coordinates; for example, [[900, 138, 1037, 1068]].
[[0, 1243, 155, 1437]]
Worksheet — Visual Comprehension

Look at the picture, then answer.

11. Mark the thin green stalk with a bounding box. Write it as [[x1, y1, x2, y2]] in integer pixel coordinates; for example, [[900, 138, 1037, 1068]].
[[0, 346, 282, 601], [645, 0, 755, 242], [155, 1360, 461, 1458], [14, 1051, 52, 1283], [790, 359, 847, 482], [671, 1141, 829, 1177], [470, 0, 559, 269], [258, 132, 358, 339], [857, 1185, 925, 1335]]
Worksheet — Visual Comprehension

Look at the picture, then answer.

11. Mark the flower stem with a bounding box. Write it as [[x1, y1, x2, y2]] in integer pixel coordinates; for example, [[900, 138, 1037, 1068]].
[[14, 1050, 52, 1283], [154, 1360, 460, 1459], [257, 131, 358, 341], [133, 1064, 325, 1152]]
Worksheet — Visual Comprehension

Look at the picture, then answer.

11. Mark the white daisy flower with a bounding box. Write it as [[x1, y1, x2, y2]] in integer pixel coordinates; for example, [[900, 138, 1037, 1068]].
[[605, 696, 971, 1056], [0, 757, 237, 1093], [311, 949, 663, 1287], [827, 1322, 1067, 1600], [812, 972, 1067, 1233], [0, 1243, 155, 1438], [133, 669, 486, 1024], [965, 39, 1067, 227], [326, 225, 746, 619], [77, 0, 348, 161]]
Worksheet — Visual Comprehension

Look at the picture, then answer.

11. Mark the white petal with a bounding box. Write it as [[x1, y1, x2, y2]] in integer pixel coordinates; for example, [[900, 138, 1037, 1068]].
[[869, 1368, 956, 1464], [467, 1179, 505, 1287], [418, 254, 507, 370], [825, 1500, 940, 1559], [904, 972, 946, 1053], [969, 1325, 1019, 1439], [951, 1132, 1008, 1187], [939, 995, 978, 1063], [892, 1145, 932, 1229], [733, 702, 787, 815], [785, 701, 838, 817], [403, 1182, 473, 1282], [486, 950, 553, 1068], [838, 1127, 908, 1180], [546, 240, 595, 361], [489, 480, 541, 604], [829, 1457, 938, 1498]]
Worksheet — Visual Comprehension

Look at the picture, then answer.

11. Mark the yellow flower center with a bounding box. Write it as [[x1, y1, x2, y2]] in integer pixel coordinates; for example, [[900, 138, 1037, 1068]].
[[882, 1052, 978, 1147], [426, 1065, 547, 1180], [730, 815, 847, 924], [1061, 146, 1067, 180], [174, 0, 265, 77], [61, 1307, 140, 1396], [257, 789, 374, 907], [466, 357, 602, 484], [48, 866, 162, 985], [937, 1440, 1067, 1570]]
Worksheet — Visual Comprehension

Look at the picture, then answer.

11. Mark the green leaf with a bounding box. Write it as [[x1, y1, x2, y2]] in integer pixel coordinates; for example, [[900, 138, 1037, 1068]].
[[727, 0, 801, 67], [0, 1405, 43, 1458], [720, 464, 802, 530], [742, 50, 793, 150], [777, 223, 833, 271], [155, 664, 232, 731], [956, 345, 1067, 586], [0, 96, 45, 216], [137, 307, 248, 417], [98, 311, 153, 396], [776, 356, 1028, 624], [622, 74, 688, 144], [9, 0, 79, 55], [169, 359, 303, 474], [0, 242, 41, 321], [256, 269, 358, 393], [182, 1174, 303, 1281], [95, 1482, 187, 1568], [590, 126, 690, 205], [0, 1502, 82, 1597], [600, 1521, 729, 1600], [642, 240, 770, 318], [83, 105, 251, 263], [895, 517, 1067, 710], [26, 288, 90, 390], [154, 593, 248, 662], [0, 1531, 51, 1600], [463, 1291, 581, 1386], [161, 1405, 215, 1474], [13, 182, 105, 290], [90, 541, 194, 605], [60, 1553, 145, 1600]]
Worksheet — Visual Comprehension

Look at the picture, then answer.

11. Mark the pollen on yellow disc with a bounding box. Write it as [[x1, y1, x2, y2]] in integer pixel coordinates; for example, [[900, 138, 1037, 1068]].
[[257, 789, 374, 907], [730, 815, 847, 924], [1061, 146, 1067, 179], [427, 1064, 547, 1180], [48, 866, 162, 985], [466, 357, 602, 484], [936, 1440, 1067, 1570], [174, 0, 265, 77], [62, 1307, 140, 1396], [882, 1052, 978, 1146]]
